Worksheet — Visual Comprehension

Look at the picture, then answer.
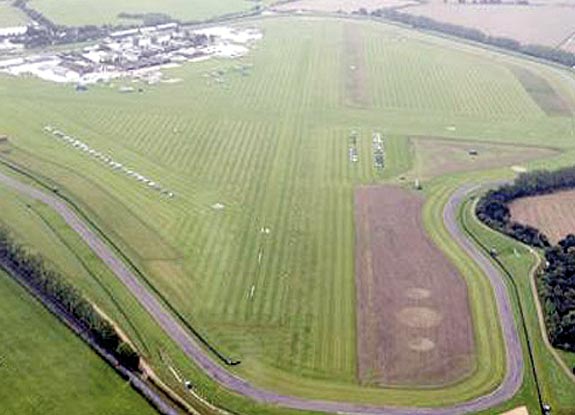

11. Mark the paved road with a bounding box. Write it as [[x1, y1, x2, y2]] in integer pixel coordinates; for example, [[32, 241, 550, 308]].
[[0, 171, 523, 415]]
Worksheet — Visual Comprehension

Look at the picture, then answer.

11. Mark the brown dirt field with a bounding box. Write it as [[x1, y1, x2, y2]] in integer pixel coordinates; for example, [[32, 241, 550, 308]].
[[508, 65, 573, 116], [354, 185, 475, 386], [344, 23, 369, 107], [510, 189, 575, 244], [407, 136, 559, 179], [405, 3, 575, 48], [274, 0, 419, 13]]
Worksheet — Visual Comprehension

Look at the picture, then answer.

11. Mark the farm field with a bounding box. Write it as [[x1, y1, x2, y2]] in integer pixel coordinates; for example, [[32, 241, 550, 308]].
[[404, 3, 575, 50], [509, 190, 575, 244], [0, 1, 27, 27], [0, 268, 156, 415], [27, 0, 260, 26], [0, 13, 575, 414]]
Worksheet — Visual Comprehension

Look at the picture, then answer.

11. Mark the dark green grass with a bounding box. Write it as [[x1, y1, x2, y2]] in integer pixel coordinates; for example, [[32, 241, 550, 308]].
[[507, 65, 573, 116], [0, 268, 157, 415]]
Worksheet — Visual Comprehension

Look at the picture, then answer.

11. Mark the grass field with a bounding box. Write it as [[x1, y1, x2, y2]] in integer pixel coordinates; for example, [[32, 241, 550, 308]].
[[1, 14, 575, 414], [27, 0, 260, 25], [507, 65, 573, 116], [0, 268, 156, 415], [0, 1, 27, 27], [407, 137, 559, 180]]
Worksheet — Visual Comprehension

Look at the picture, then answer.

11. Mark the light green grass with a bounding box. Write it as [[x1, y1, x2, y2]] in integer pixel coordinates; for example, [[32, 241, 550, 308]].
[[0, 1, 27, 28], [1, 14, 575, 412], [0, 267, 157, 415], [28, 0, 260, 26]]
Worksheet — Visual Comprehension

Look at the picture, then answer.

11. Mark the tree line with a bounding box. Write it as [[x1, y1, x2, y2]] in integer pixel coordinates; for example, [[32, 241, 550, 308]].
[[540, 236, 575, 352], [11, 0, 146, 48], [476, 166, 575, 354], [369, 9, 575, 68], [0, 226, 140, 370]]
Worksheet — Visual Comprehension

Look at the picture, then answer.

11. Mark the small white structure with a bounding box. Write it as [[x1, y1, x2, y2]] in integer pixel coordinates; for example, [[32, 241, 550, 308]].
[[0, 26, 27, 37]]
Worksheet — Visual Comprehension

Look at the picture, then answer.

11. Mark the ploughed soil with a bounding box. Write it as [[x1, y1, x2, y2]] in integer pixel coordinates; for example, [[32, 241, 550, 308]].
[[354, 185, 475, 386], [509, 189, 575, 244]]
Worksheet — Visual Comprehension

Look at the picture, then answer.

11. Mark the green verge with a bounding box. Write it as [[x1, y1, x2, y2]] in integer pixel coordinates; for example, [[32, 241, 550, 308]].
[[0, 268, 156, 415]]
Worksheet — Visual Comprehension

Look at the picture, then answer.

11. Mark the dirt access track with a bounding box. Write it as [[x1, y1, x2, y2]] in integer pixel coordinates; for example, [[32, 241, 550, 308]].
[[0, 168, 524, 415], [355, 185, 475, 386]]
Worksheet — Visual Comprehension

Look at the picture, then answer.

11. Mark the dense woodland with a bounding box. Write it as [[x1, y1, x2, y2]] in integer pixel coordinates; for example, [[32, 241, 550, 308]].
[[477, 167, 575, 353], [370, 9, 575, 68], [541, 236, 575, 352], [0, 226, 140, 370]]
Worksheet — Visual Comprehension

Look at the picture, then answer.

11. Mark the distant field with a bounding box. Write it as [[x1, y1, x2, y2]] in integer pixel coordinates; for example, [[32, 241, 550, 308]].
[[27, 0, 259, 25], [405, 3, 575, 49], [0, 1, 28, 28], [273, 0, 418, 12], [0, 14, 575, 412], [510, 189, 575, 244], [0, 269, 155, 415]]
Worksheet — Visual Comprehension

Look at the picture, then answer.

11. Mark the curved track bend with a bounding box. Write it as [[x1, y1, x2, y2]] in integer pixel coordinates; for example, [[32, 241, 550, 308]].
[[0, 171, 523, 414]]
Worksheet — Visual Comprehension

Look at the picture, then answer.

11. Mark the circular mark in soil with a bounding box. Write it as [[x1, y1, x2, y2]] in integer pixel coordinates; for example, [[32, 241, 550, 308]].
[[408, 337, 435, 352], [397, 307, 442, 328], [405, 287, 431, 300]]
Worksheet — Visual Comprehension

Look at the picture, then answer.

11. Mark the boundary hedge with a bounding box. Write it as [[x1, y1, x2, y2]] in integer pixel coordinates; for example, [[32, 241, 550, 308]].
[[0, 225, 140, 370]]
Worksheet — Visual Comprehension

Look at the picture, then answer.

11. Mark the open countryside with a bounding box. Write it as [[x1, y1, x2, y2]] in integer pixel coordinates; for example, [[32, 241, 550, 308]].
[[0, 1, 574, 415]]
